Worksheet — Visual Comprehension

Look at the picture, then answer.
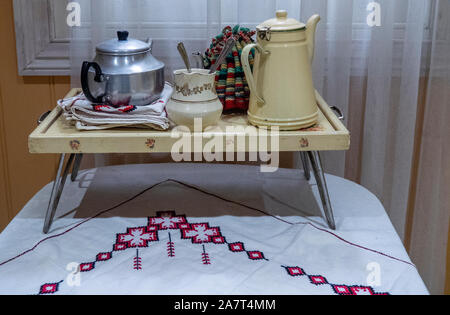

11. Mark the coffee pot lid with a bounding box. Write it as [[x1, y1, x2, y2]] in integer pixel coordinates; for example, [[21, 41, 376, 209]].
[[96, 31, 150, 55], [257, 10, 306, 31]]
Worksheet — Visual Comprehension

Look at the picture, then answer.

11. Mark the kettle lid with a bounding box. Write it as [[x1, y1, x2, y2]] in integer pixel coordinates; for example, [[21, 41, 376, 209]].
[[257, 10, 306, 31], [96, 31, 151, 55]]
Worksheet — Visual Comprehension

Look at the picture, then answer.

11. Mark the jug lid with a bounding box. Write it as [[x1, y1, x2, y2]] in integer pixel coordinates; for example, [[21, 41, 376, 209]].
[[96, 31, 150, 55], [257, 10, 305, 32]]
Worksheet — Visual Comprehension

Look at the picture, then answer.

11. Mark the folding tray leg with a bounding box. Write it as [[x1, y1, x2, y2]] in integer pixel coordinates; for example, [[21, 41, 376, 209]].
[[71, 154, 84, 182], [307, 151, 336, 230], [43, 154, 75, 234], [299, 152, 311, 180]]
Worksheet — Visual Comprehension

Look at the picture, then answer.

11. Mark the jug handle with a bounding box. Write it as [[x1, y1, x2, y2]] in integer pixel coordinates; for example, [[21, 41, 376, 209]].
[[242, 43, 266, 104], [81, 61, 105, 103]]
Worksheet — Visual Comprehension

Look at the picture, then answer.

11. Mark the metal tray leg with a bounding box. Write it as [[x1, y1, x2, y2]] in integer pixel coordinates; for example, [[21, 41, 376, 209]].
[[71, 154, 84, 182], [43, 154, 75, 234], [300, 152, 311, 180], [307, 151, 336, 230]]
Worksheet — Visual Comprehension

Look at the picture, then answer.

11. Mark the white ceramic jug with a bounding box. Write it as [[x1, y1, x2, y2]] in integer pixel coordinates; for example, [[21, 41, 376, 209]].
[[242, 10, 320, 130], [166, 69, 223, 130]]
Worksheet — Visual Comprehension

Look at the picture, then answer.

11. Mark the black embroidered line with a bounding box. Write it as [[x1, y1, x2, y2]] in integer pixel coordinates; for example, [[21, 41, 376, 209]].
[[133, 249, 142, 270], [201, 245, 211, 265], [167, 232, 175, 257]]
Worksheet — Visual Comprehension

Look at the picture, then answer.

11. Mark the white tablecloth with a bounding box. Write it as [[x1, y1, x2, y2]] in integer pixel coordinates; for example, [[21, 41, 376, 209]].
[[0, 163, 428, 295]]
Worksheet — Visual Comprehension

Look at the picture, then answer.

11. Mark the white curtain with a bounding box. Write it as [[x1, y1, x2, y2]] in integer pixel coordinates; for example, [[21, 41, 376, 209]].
[[70, 0, 450, 294], [408, 0, 450, 295]]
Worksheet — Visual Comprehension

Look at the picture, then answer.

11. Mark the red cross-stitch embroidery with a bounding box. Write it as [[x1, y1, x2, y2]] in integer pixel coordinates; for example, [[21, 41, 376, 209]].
[[181, 223, 221, 244], [229, 242, 245, 252], [32, 210, 390, 295], [39, 281, 62, 295], [284, 265, 389, 296], [201, 245, 211, 265], [116, 227, 158, 248], [167, 232, 175, 257], [247, 251, 265, 260], [286, 267, 305, 277], [148, 211, 187, 230], [309, 275, 328, 285], [134, 249, 142, 270], [118, 105, 137, 113], [96, 252, 112, 262], [79, 262, 95, 272]]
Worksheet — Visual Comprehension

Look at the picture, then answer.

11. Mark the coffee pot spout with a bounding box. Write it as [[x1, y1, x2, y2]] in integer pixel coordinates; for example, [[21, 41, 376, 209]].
[[306, 15, 321, 64]]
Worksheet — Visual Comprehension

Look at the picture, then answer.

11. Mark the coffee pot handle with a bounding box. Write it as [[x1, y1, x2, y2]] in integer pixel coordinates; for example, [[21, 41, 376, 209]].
[[242, 44, 266, 104]]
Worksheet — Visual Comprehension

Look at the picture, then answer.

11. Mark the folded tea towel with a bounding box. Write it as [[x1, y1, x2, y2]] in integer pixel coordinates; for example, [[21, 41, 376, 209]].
[[58, 83, 173, 130]]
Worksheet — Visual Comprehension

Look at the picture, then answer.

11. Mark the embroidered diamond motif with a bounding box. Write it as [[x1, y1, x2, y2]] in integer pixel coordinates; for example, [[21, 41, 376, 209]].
[[309, 275, 328, 285], [332, 285, 352, 295], [350, 286, 375, 295], [228, 242, 245, 252], [212, 236, 226, 244], [79, 262, 95, 272], [286, 266, 305, 277], [39, 282, 61, 295], [113, 243, 127, 251], [116, 227, 158, 248], [247, 251, 265, 260], [181, 223, 221, 244], [96, 252, 112, 262], [284, 266, 390, 296]]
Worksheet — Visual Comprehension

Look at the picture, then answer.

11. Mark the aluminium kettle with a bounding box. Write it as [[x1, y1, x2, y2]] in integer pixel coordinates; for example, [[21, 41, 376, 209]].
[[81, 31, 165, 106], [242, 10, 320, 130]]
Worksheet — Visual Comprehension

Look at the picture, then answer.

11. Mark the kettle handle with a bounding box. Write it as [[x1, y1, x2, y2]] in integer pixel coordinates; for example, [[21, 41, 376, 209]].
[[242, 43, 266, 104], [81, 61, 105, 103]]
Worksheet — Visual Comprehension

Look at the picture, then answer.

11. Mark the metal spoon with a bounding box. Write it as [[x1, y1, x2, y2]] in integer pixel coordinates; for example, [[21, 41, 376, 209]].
[[177, 42, 191, 73], [209, 37, 236, 74]]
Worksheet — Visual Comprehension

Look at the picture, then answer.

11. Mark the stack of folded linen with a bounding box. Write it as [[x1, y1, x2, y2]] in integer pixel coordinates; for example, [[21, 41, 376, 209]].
[[58, 83, 173, 131]]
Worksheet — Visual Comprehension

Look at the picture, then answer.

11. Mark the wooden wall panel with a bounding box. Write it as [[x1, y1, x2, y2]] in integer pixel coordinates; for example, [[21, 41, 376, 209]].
[[446, 228, 450, 295], [0, 83, 12, 231], [0, 0, 70, 231]]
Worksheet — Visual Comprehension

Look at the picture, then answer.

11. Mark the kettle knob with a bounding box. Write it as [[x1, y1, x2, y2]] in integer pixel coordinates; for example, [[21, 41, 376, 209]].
[[117, 31, 129, 41], [276, 10, 288, 20]]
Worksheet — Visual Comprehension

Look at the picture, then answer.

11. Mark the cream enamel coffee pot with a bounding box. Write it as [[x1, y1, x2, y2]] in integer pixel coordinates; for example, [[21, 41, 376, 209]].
[[242, 10, 320, 130]]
